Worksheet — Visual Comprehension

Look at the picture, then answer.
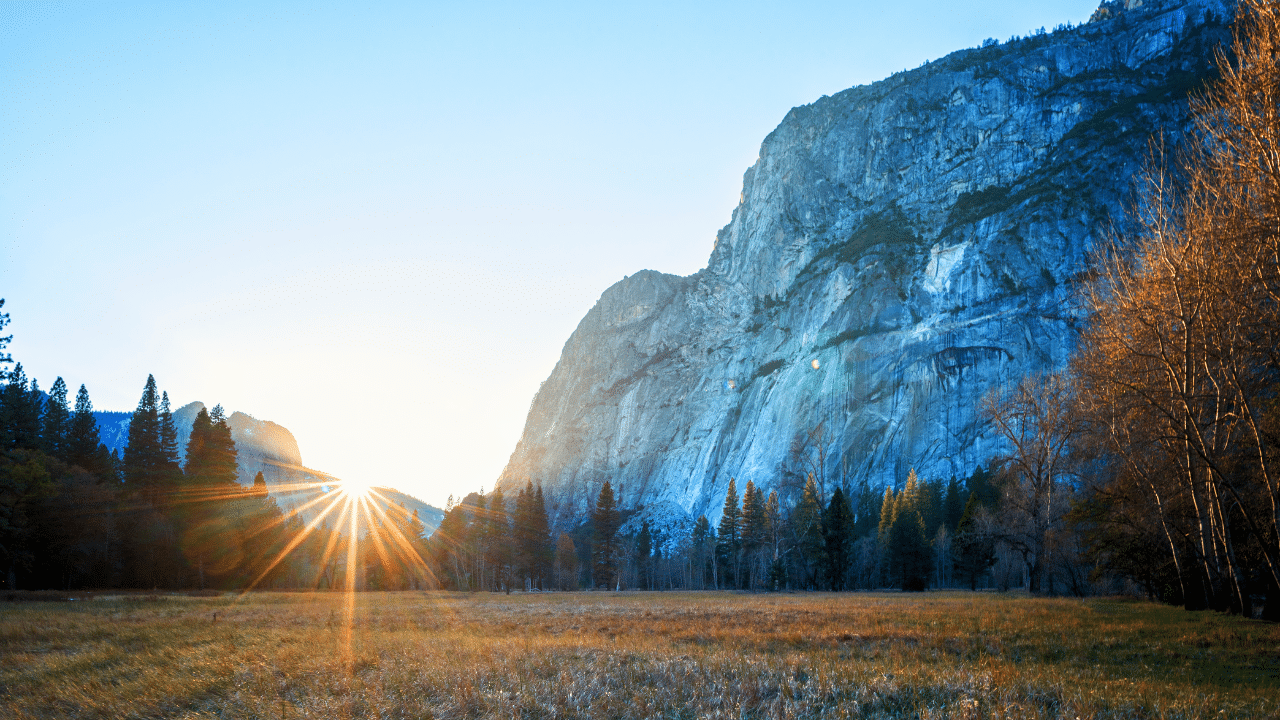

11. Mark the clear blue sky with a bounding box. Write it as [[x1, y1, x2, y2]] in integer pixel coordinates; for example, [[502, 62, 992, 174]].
[[2, 0, 1098, 506]]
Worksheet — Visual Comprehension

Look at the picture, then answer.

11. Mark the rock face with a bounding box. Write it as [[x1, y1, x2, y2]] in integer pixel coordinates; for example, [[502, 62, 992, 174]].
[[496, 0, 1231, 531]]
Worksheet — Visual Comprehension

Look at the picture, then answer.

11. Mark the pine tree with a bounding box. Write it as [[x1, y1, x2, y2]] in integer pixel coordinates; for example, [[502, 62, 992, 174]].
[[635, 519, 653, 589], [823, 486, 854, 590], [943, 477, 966, 532], [591, 481, 621, 590], [252, 470, 268, 499], [1, 364, 41, 451], [888, 471, 933, 591], [484, 488, 510, 591], [404, 507, 427, 587], [184, 405, 238, 488], [159, 392, 182, 482], [794, 475, 826, 589], [41, 377, 70, 461], [0, 364, 18, 450], [716, 478, 741, 588], [741, 481, 766, 550], [513, 482, 535, 586], [469, 493, 487, 590], [691, 515, 714, 589], [764, 489, 785, 590], [20, 377, 43, 451], [183, 407, 211, 477], [954, 491, 996, 590], [920, 477, 944, 539], [206, 405, 239, 487], [877, 485, 897, 544], [533, 484, 552, 589], [740, 481, 767, 588], [852, 480, 880, 540], [123, 375, 164, 494], [180, 404, 243, 588], [238, 470, 286, 589], [0, 299, 10, 370], [67, 385, 101, 472], [103, 448, 121, 484], [764, 489, 781, 552]]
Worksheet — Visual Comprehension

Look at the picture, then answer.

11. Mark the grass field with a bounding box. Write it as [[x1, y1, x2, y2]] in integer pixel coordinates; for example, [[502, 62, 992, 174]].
[[0, 590, 1276, 719]]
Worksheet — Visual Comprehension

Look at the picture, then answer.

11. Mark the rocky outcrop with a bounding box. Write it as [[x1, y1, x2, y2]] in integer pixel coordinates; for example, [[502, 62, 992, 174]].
[[496, 0, 1231, 531]]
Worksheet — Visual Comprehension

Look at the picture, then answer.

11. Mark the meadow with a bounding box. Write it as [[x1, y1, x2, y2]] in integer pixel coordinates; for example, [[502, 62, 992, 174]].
[[0, 590, 1276, 719]]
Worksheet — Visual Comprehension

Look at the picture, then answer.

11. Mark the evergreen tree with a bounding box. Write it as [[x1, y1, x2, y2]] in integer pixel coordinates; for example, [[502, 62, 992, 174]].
[[469, 492, 487, 590], [41, 377, 70, 461], [513, 481, 536, 587], [532, 484, 552, 588], [691, 515, 714, 589], [0, 299, 10, 369], [1, 364, 41, 451], [184, 405, 239, 488], [954, 492, 997, 590], [67, 385, 102, 472], [484, 488, 510, 591], [965, 466, 1000, 508], [943, 477, 966, 532], [635, 519, 653, 589], [920, 477, 944, 539], [591, 481, 621, 590], [0, 364, 18, 450], [794, 475, 826, 589], [741, 481, 766, 550], [764, 489, 785, 590], [183, 407, 211, 476], [852, 479, 880, 540], [877, 486, 897, 544], [251, 470, 268, 499], [764, 490, 781, 551], [823, 486, 854, 590], [103, 448, 121, 484], [740, 480, 767, 588], [123, 375, 164, 494], [179, 405, 243, 588], [159, 392, 182, 482], [21, 377, 43, 451], [404, 507, 427, 588], [715, 478, 741, 588], [887, 471, 933, 591], [237, 470, 287, 589]]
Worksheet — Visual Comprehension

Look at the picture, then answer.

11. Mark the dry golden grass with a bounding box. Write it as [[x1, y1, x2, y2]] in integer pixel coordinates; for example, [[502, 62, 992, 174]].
[[0, 590, 1276, 719]]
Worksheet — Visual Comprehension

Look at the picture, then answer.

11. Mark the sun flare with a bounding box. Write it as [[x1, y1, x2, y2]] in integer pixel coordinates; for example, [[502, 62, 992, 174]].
[[340, 477, 374, 498]]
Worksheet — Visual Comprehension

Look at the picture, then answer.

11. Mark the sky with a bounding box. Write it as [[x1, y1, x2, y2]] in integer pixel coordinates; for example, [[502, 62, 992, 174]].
[[2, 0, 1099, 507]]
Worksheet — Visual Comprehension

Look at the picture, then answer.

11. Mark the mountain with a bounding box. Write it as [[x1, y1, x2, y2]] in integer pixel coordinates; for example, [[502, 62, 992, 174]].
[[94, 403, 443, 535], [494, 0, 1232, 530]]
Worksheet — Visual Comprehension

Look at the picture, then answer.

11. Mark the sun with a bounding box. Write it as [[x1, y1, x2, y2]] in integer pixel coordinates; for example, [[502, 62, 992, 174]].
[[340, 477, 374, 498]]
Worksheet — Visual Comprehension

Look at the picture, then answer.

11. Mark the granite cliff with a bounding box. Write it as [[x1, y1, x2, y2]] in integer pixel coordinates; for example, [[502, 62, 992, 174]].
[[495, 0, 1232, 530]]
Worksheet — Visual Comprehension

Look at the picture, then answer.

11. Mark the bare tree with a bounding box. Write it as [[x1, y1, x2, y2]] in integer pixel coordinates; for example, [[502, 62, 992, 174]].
[[983, 372, 1081, 594], [790, 422, 830, 503]]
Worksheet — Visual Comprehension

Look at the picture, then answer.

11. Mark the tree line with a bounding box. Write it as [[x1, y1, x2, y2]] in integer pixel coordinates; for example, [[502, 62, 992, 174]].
[[0, 313, 429, 591], [417, 469, 1007, 595]]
